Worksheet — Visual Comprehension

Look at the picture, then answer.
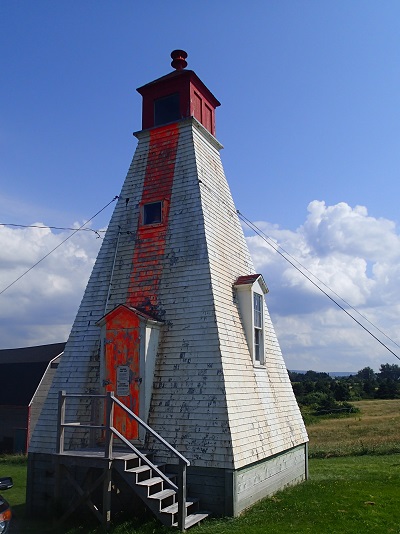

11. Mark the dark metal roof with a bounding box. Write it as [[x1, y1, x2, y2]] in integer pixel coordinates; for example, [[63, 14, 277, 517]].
[[0, 342, 66, 364], [0, 343, 65, 406]]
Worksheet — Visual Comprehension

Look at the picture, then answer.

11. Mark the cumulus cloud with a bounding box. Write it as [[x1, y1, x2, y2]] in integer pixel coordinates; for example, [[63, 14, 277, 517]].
[[0, 223, 102, 348], [247, 200, 400, 372], [1, 200, 399, 373]]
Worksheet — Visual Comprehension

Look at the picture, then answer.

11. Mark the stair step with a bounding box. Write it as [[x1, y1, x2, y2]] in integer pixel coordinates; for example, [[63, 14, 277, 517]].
[[149, 489, 176, 501], [137, 476, 163, 487], [161, 499, 197, 514], [173, 512, 209, 529], [126, 465, 151, 475]]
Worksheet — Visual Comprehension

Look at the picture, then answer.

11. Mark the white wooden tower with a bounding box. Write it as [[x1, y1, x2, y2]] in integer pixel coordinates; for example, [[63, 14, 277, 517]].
[[27, 50, 308, 524]]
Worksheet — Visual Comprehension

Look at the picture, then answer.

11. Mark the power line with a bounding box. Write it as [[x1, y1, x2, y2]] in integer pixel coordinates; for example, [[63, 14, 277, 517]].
[[0, 196, 118, 297], [198, 179, 399, 361], [239, 213, 400, 352], [237, 212, 400, 362], [0, 223, 106, 235]]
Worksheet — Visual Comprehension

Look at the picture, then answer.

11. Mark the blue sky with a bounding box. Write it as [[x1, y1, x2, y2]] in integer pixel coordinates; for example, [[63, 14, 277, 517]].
[[1, 1, 400, 372]]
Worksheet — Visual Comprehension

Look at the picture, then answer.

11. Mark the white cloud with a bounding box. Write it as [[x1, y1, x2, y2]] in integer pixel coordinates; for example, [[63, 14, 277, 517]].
[[1, 200, 399, 373], [247, 200, 400, 372], [0, 223, 102, 348]]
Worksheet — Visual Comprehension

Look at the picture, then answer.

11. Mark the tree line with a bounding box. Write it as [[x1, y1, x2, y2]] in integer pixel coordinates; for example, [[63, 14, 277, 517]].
[[289, 363, 400, 416]]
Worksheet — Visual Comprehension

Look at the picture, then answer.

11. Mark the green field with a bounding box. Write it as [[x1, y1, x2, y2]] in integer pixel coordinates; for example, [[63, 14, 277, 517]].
[[1, 399, 400, 533], [307, 399, 400, 457]]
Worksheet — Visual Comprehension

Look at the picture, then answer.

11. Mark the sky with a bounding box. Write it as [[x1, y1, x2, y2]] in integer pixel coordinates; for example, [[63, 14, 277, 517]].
[[1, 1, 400, 372]]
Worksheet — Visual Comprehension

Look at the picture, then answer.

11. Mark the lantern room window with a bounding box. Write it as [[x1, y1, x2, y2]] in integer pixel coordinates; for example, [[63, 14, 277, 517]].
[[154, 93, 180, 126]]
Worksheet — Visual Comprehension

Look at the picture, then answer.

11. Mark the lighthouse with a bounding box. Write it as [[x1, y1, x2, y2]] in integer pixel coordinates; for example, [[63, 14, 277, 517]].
[[27, 50, 308, 526]]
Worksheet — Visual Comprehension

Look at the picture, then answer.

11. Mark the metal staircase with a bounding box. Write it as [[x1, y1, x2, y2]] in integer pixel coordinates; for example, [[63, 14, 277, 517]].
[[54, 391, 209, 531]]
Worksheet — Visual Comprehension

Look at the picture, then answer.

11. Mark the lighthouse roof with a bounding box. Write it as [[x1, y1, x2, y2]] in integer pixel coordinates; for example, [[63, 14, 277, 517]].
[[137, 69, 220, 109], [136, 50, 220, 135]]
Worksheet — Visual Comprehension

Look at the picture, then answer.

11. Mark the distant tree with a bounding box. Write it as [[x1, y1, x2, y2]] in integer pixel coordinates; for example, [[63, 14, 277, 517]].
[[302, 391, 330, 408], [378, 363, 400, 382], [288, 371, 303, 382], [288, 369, 358, 416], [362, 380, 376, 398], [375, 378, 399, 399], [315, 378, 331, 395], [331, 380, 351, 401], [291, 381, 305, 399], [303, 380, 315, 394], [304, 370, 331, 382], [357, 366, 376, 381]]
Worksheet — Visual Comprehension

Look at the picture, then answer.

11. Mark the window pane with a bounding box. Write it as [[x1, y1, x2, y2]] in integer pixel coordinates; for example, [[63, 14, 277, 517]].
[[254, 328, 261, 362], [154, 93, 180, 126], [143, 202, 162, 225], [254, 293, 263, 329]]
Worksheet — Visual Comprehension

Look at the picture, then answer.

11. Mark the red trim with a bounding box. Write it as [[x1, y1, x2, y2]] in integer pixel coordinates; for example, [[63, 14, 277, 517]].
[[127, 123, 180, 314]]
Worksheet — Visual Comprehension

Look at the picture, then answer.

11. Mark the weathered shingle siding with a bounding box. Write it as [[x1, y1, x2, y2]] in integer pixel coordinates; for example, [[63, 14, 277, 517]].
[[147, 120, 233, 467], [192, 120, 308, 469], [146, 119, 307, 469], [28, 356, 61, 445]]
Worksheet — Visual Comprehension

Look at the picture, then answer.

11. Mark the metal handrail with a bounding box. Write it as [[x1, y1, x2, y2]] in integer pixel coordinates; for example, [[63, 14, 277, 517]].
[[56, 390, 189, 531], [112, 395, 190, 465]]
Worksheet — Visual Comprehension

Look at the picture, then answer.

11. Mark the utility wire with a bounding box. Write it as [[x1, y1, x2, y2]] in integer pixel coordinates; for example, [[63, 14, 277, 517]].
[[239, 213, 400, 352], [0, 196, 118, 297], [237, 212, 400, 362], [1, 223, 106, 234], [198, 179, 399, 360]]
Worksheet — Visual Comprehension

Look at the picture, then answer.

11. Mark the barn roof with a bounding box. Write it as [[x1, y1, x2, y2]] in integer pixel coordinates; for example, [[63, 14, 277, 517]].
[[0, 342, 66, 406]]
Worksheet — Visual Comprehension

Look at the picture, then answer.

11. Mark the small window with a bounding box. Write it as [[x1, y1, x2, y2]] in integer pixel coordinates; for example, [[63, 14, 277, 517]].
[[143, 202, 162, 225], [154, 93, 180, 126]]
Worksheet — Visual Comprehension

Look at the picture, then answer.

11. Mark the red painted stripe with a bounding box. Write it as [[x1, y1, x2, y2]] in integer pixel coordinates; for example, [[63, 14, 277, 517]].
[[127, 123, 180, 314]]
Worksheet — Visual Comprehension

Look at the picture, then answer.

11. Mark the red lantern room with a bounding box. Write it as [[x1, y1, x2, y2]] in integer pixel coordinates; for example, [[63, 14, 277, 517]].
[[137, 50, 221, 136]]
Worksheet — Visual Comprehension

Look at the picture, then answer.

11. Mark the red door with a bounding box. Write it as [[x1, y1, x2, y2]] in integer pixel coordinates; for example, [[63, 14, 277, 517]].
[[104, 307, 141, 440]]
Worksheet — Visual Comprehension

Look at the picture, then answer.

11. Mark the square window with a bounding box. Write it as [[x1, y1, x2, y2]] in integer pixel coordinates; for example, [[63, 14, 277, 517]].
[[143, 202, 162, 225], [154, 93, 180, 126]]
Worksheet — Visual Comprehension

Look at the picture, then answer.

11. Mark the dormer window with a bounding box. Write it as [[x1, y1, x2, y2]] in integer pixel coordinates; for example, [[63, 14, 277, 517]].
[[234, 274, 269, 366]]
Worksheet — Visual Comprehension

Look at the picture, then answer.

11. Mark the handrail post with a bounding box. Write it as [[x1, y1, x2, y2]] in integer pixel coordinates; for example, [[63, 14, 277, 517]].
[[177, 459, 187, 532], [56, 390, 66, 454], [104, 391, 114, 459]]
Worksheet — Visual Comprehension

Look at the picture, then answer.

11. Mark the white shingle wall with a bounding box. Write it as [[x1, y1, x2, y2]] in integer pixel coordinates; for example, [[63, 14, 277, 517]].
[[146, 121, 232, 466], [191, 120, 308, 468], [147, 119, 307, 469]]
